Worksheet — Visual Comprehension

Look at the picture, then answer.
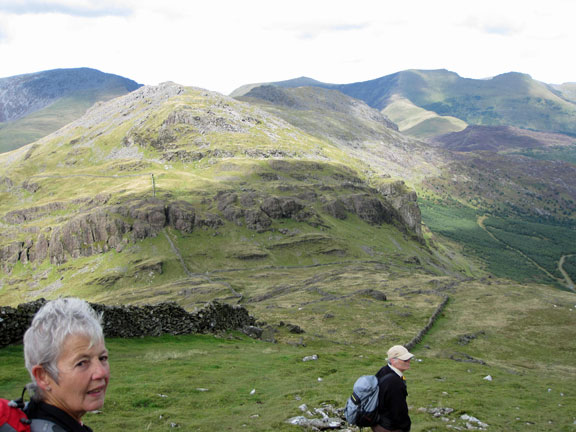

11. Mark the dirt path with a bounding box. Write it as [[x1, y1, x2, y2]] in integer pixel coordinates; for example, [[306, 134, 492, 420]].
[[558, 255, 575, 292], [477, 215, 574, 291]]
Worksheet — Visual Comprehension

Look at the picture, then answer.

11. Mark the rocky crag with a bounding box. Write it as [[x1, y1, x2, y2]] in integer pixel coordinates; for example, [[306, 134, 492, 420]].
[[1, 179, 423, 273]]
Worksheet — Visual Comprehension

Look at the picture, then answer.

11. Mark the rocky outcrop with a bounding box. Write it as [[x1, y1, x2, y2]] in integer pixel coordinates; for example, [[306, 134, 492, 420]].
[[0, 241, 24, 272], [341, 194, 395, 225], [0, 299, 257, 348], [1, 179, 423, 272], [377, 180, 422, 238], [1, 198, 193, 269]]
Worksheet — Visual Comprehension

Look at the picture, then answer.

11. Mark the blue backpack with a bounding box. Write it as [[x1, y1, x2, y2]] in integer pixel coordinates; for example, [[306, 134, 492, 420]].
[[344, 375, 380, 427]]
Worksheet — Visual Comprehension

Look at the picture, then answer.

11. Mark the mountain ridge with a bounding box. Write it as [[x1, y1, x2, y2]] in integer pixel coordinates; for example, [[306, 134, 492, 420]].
[[0, 67, 142, 153], [233, 69, 576, 138]]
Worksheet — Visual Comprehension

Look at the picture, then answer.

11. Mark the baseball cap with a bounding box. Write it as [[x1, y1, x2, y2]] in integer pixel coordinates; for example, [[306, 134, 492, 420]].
[[387, 345, 414, 361]]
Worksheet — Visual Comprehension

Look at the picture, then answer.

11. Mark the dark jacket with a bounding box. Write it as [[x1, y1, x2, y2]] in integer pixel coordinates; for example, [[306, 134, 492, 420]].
[[25, 400, 93, 432], [375, 365, 411, 432]]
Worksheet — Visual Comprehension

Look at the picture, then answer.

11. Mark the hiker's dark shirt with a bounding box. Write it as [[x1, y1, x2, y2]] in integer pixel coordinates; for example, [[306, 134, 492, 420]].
[[375, 365, 411, 432], [25, 399, 94, 432]]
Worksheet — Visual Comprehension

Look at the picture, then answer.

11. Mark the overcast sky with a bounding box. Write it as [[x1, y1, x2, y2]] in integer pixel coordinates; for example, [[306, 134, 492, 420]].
[[0, 0, 574, 95]]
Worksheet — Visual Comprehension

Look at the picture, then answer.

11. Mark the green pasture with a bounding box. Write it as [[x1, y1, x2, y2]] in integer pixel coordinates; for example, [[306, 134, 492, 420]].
[[2, 277, 575, 432]]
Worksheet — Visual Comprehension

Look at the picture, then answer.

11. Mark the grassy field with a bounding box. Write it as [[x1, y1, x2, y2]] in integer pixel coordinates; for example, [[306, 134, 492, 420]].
[[1, 278, 575, 432]]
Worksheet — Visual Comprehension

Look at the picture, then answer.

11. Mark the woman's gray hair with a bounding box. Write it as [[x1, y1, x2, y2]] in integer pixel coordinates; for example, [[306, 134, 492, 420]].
[[23, 297, 104, 399]]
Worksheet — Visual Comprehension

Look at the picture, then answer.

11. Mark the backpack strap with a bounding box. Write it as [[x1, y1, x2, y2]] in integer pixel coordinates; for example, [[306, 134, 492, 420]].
[[350, 392, 361, 406], [30, 419, 66, 432]]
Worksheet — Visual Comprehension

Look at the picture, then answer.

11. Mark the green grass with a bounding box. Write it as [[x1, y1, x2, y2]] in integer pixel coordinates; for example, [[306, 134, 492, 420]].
[[2, 276, 575, 432], [382, 97, 467, 139]]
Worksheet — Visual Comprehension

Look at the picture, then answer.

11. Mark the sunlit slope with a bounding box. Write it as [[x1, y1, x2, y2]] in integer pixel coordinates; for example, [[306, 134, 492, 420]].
[[0, 82, 472, 306], [382, 96, 467, 139]]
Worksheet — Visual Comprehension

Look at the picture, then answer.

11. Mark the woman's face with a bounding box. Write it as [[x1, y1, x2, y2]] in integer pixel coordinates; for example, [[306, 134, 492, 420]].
[[44, 333, 110, 422]]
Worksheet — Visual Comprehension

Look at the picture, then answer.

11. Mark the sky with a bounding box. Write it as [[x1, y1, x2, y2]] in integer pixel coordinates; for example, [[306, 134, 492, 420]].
[[0, 0, 574, 95]]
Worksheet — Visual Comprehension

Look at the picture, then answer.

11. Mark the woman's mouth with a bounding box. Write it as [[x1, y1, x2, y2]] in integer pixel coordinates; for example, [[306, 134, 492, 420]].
[[87, 386, 106, 396]]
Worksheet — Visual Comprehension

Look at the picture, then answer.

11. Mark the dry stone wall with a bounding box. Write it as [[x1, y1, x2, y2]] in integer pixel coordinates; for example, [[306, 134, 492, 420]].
[[0, 299, 257, 348]]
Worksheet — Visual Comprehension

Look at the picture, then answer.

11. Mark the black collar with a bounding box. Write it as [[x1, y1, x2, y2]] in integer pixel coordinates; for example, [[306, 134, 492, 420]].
[[25, 399, 94, 432]]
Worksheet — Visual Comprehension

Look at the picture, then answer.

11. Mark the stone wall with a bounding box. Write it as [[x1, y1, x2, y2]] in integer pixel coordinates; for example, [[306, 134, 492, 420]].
[[0, 299, 257, 349], [405, 295, 449, 351]]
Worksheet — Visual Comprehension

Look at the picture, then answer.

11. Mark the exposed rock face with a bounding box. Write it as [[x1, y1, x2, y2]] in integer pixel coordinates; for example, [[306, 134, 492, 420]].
[[377, 181, 422, 237], [167, 200, 196, 233], [341, 194, 395, 225], [261, 196, 305, 219], [0, 241, 23, 272], [323, 199, 348, 220], [1, 180, 423, 271]]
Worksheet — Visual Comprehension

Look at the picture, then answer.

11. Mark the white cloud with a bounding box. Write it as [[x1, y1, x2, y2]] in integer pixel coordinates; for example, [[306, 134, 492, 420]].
[[0, 0, 575, 94], [0, 0, 131, 17]]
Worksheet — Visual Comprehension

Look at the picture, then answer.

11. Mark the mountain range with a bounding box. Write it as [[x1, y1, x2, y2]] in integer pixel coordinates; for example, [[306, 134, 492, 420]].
[[0, 66, 574, 297], [233, 69, 576, 139], [0, 67, 575, 430]]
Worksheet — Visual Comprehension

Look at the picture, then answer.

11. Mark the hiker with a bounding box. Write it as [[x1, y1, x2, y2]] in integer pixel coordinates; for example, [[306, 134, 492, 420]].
[[372, 345, 414, 432], [23, 298, 110, 432]]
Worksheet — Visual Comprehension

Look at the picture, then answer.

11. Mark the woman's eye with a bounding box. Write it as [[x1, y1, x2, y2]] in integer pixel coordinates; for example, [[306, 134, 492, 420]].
[[100, 355, 109, 363]]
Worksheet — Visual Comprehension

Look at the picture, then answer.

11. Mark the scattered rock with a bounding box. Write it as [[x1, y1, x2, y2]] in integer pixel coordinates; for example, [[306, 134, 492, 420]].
[[355, 289, 387, 301], [458, 331, 486, 345], [303, 355, 319, 362], [286, 403, 344, 430], [449, 352, 486, 365]]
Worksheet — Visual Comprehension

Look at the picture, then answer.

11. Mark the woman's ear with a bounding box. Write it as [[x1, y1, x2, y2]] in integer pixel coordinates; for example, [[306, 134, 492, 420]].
[[32, 365, 54, 391]]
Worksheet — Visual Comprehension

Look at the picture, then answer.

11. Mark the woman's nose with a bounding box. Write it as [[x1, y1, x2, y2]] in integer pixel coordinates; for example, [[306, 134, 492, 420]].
[[92, 360, 110, 379]]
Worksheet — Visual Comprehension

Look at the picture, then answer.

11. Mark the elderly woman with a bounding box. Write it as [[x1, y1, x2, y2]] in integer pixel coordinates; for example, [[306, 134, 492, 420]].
[[23, 298, 110, 432]]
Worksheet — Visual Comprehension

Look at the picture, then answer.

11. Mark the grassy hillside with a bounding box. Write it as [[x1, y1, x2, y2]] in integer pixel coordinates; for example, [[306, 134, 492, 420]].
[[382, 96, 467, 139], [0, 83, 463, 306], [236, 85, 444, 181], [234, 83, 576, 289], [1, 277, 574, 432], [0, 88, 129, 153]]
